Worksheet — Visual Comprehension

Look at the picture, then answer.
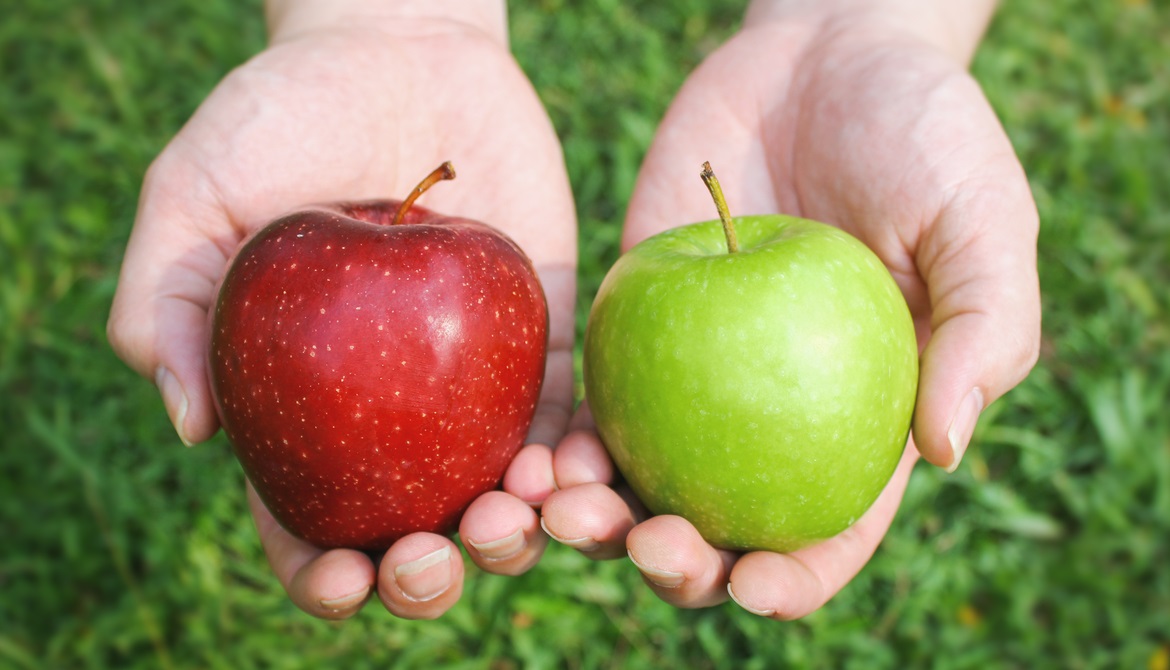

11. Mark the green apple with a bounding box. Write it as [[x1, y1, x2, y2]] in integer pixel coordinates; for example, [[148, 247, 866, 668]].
[[583, 163, 918, 553]]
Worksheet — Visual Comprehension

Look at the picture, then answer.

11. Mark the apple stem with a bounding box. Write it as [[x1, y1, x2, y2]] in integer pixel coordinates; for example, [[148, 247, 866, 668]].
[[700, 161, 739, 254], [390, 161, 457, 226]]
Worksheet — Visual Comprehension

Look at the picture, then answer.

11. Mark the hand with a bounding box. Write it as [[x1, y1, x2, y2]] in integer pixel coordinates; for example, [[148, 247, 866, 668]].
[[540, 2, 1040, 619], [107, 7, 577, 619]]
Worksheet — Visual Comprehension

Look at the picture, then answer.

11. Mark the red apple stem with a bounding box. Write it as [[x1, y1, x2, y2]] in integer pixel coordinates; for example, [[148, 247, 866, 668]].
[[390, 161, 457, 226], [700, 161, 739, 254]]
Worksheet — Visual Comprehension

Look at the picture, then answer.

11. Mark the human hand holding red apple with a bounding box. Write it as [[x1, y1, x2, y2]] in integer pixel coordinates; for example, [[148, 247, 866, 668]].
[[107, 12, 577, 620]]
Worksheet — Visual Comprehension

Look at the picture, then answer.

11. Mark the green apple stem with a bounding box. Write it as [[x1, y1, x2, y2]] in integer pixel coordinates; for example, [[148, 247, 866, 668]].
[[390, 161, 457, 226], [700, 161, 739, 254]]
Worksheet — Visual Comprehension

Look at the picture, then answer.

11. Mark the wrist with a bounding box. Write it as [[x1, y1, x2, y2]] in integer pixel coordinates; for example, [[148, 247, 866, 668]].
[[266, 0, 508, 46], [744, 0, 997, 65]]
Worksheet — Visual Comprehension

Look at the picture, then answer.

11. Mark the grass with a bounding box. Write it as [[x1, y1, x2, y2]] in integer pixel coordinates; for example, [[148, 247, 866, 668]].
[[2, 0, 1168, 667]]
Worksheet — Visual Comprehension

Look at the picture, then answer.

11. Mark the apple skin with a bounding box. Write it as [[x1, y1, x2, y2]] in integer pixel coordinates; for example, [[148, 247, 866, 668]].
[[583, 215, 917, 553], [208, 200, 548, 551]]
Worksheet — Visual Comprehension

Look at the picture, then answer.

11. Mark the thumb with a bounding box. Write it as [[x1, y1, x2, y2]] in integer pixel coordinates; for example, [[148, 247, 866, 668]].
[[106, 161, 235, 445], [912, 178, 1041, 471]]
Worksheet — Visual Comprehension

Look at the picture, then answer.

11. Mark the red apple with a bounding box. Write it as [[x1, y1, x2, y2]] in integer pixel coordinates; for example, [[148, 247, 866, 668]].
[[208, 162, 548, 551]]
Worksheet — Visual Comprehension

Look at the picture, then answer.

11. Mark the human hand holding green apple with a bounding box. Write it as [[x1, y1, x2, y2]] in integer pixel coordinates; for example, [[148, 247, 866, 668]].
[[583, 163, 919, 553], [545, 1, 1039, 621]]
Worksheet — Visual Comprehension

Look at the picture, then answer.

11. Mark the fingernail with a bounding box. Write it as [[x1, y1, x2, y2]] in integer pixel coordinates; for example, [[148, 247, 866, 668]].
[[945, 387, 984, 473], [155, 366, 192, 446], [466, 528, 527, 561], [627, 551, 685, 588], [539, 518, 599, 552], [319, 585, 370, 612], [727, 583, 775, 617], [393, 546, 452, 602]]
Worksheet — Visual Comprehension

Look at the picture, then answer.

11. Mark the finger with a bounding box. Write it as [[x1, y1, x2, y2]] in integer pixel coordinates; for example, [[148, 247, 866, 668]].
[[526, 264, 576, 448], [528, 348, 573, 445], [726, 444, 918, 619], [503, 443, 557, 507], [248, 482, 375, 619], [552, 430, 614, 489], [106, 157, 235, 446], [459, 490, 548, 575], [377, 533, 465, 620], [505, 405, 615, 508], [540, 482, 637, 560], [567, 401, 595, 432], [504, 264, 575, 509], [626, 515, 738, 609], [913, 169, 1041, 472]]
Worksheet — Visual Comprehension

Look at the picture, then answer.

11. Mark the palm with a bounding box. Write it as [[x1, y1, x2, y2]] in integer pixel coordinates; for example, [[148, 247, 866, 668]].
[[629, 17, 1036, 457], [125, 24, 577, 442]]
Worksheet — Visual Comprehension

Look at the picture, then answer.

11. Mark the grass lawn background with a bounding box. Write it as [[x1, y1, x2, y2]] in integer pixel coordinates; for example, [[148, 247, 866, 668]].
[[2, 0, 1168, 668]]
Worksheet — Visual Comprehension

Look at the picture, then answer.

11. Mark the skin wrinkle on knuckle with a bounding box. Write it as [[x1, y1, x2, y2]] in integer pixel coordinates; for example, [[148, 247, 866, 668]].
[[998, 328, 1041, 390], [773, 572, 826, 621], [105, 309, 140, 366]]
